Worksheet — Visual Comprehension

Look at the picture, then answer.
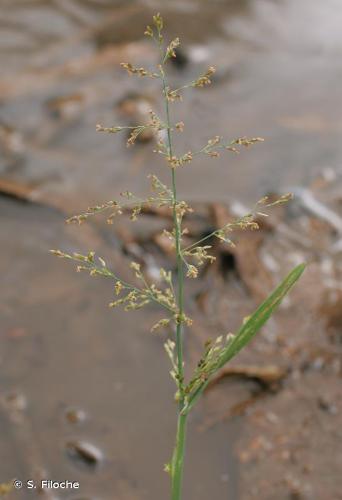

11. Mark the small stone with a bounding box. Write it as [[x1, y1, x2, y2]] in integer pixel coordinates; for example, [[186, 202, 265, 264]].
[[65, 441, 103, 469], [65, 407, 87, 424], [317, 396, 338, 415]]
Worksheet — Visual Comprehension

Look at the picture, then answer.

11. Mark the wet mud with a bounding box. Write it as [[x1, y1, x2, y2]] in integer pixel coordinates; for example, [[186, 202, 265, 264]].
[[1, 1, 342, 499]]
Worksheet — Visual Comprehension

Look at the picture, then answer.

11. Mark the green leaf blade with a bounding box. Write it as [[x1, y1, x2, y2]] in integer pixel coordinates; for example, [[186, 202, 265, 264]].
[[217, 262, 306, 369], [182, 263, 306, 415]]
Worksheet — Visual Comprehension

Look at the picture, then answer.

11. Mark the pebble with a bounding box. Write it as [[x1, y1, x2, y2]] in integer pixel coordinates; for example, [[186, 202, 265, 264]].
[[65, 440, 103, 469], [65, 407, 87, 424]]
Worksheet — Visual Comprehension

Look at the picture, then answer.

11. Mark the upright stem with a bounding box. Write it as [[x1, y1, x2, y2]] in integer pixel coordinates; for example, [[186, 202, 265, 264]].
[[161, 66, 187, 500], [171, 153, 185, 390], [171, 413, 187, 500], [161, 71, 185, 394]]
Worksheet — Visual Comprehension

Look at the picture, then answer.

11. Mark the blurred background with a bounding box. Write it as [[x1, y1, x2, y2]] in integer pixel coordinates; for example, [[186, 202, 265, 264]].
[[0, 0, 341, 499]]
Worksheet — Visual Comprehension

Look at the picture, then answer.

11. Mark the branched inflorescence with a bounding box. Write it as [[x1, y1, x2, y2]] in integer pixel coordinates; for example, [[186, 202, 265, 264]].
[[52, 13, 305, 500]]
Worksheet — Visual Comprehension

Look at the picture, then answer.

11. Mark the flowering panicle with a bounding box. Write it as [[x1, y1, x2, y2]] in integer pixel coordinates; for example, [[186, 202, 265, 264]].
[[148, 174, 174, 207], [120, 62, 159, 78], [201, 135, 221, 158], [151, 318, 171, 333], [164, 339, 179, 387], [144, 25, 154, 38], [66, 200, 122, 225], [126, 125, 150, 146], [215, 212, 260, 243], [185, 265, 198, 279], [183, 245, 216, 279], [153, 137, 169, 156], [65, 194, 142, 225], [97, 110, 166, 147], [192, 66, 216, 87], [51, 17, 305, 460], [165, 66, 216, 102], [167, 151, 193, 168], [257, 192, 293, 209], [149, 282, 178, 314], [96, 124, 124, 134], [174, 201, 193, 226], [230, 137, 265, 153], [127, 262, 178, 316], [54, 12, 296, 349], [144, 13, 163, 44], [164, 38, 180, 61], [182, 193, 294, 257], [50, 250, 178, 317], [148, 110, 166, 131], [153, 13, 163, 40], [165, 87, 183, 102], [161, 135, 264, 169], [125, 111, 167, 147], [109, 289, 151, 311], [195, 135, 265, 158], [160, 227, 191, 257], [65, 176, 176, 226], [50, 250, 115, 278]]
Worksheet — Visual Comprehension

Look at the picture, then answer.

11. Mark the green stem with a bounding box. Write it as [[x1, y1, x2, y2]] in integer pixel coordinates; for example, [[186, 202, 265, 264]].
[[171, 413, 188, 500], [161, 64, 187, 500], [161, 69, 185, 396], [172, 167, 185, 394]]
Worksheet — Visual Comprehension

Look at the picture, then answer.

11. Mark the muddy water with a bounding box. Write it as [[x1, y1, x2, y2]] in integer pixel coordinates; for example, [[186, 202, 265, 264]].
[[1, 0, 342, 209], [0, 1, 342, 499]]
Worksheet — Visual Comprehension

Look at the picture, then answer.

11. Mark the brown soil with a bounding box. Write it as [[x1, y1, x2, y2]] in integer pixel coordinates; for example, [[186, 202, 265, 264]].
[[1, 1, 341, 499]]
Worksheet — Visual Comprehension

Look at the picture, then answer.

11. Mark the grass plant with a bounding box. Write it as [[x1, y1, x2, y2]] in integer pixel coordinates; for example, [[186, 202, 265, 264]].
[[52, 14, 305, 500]]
